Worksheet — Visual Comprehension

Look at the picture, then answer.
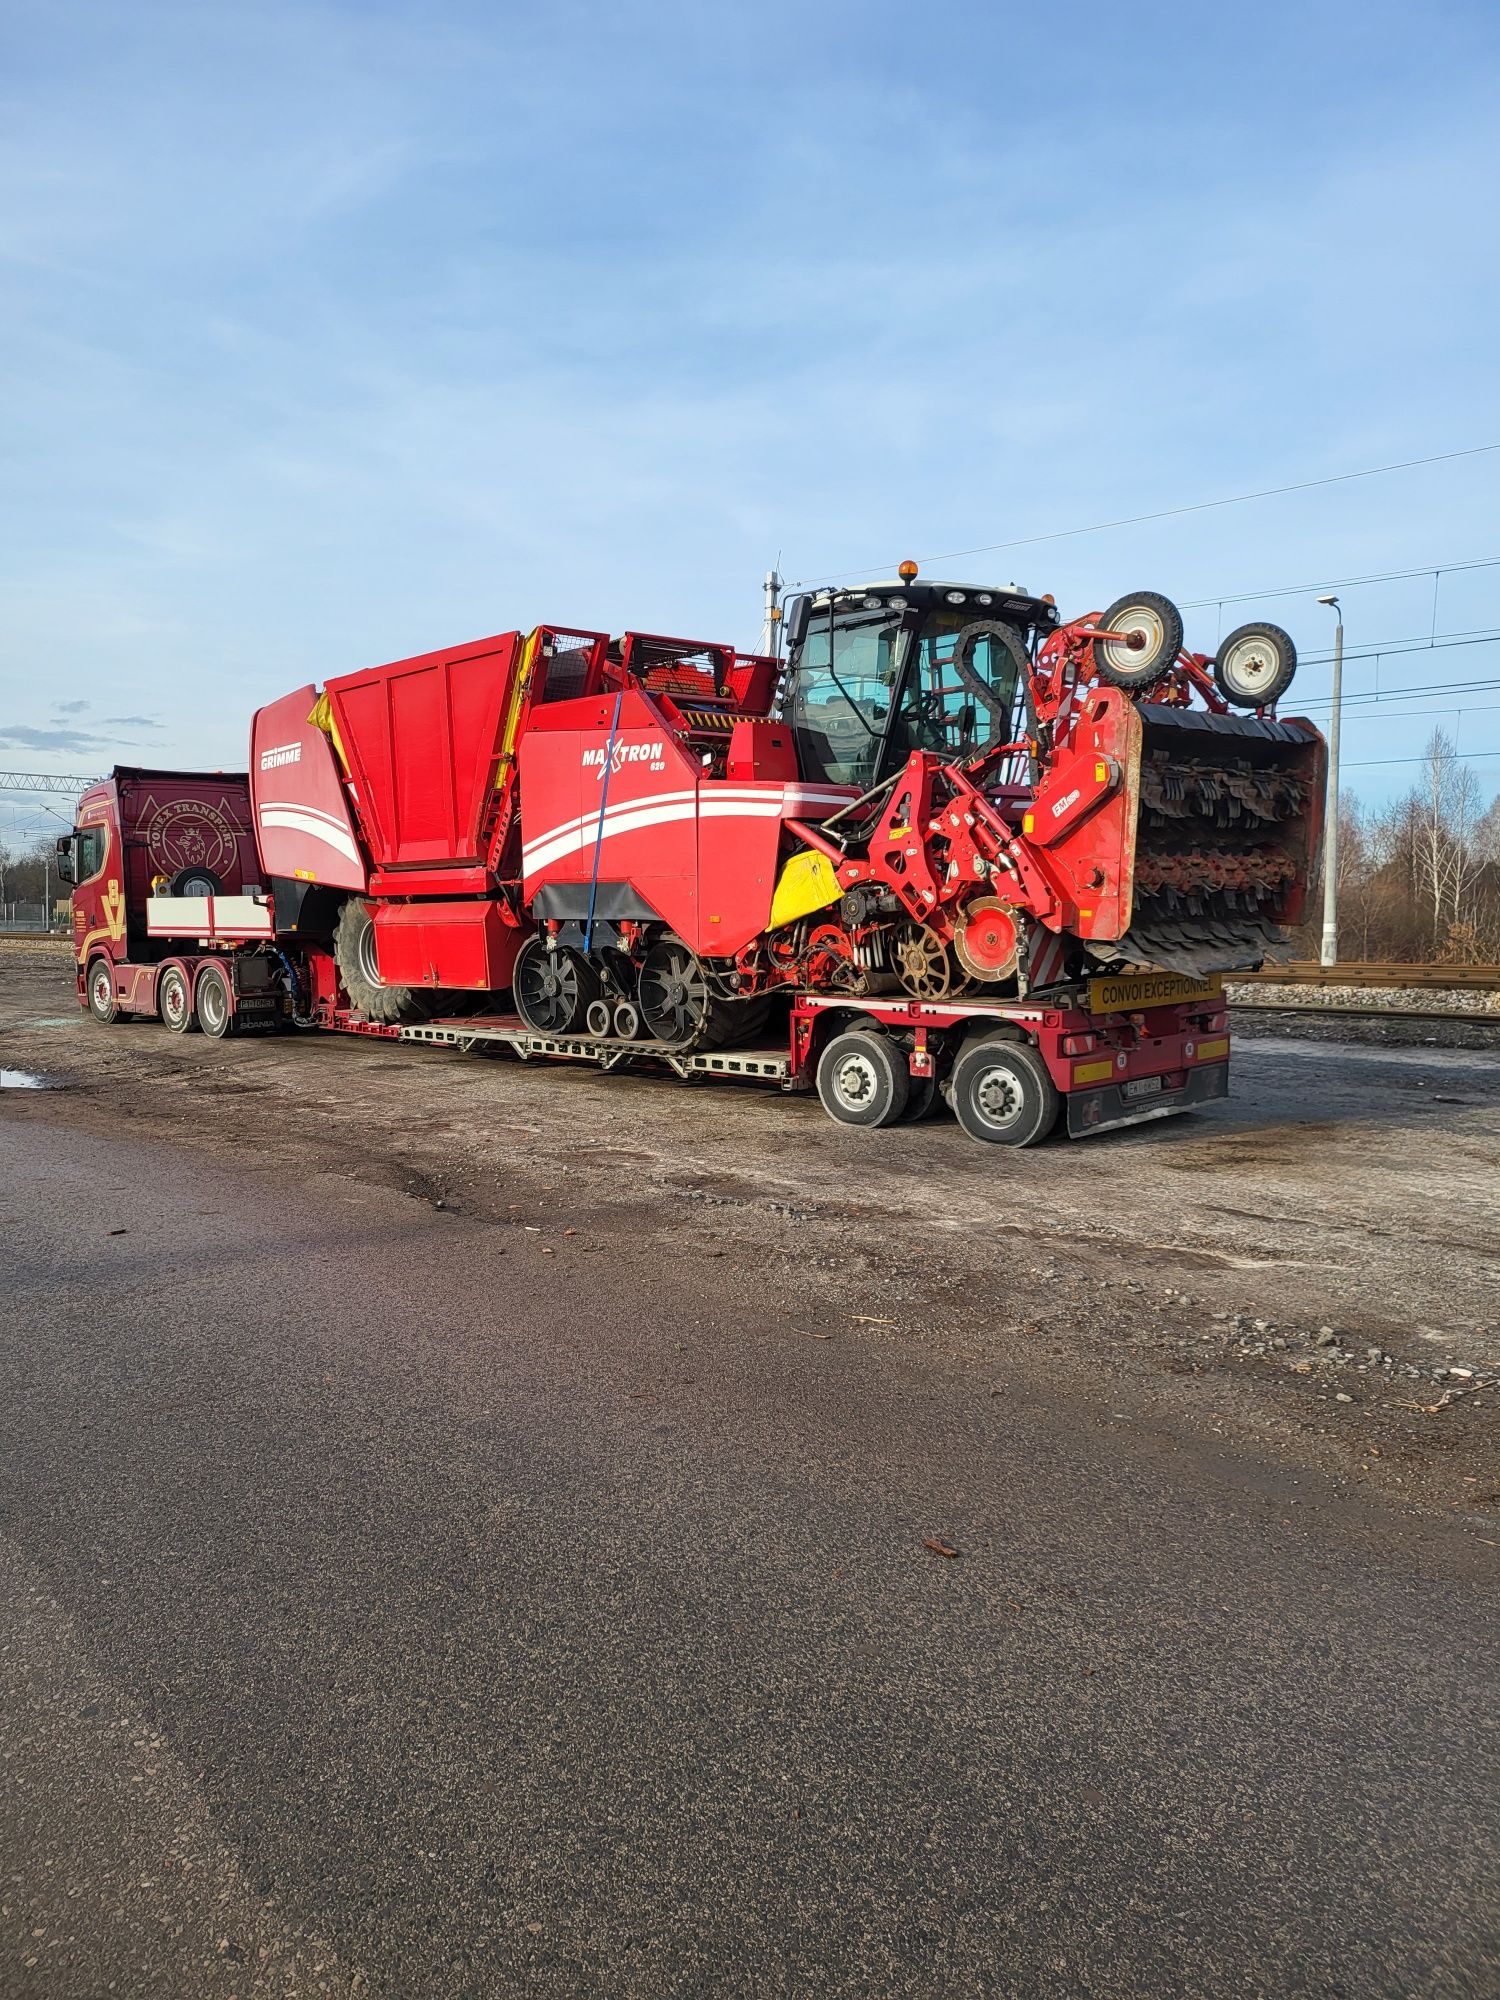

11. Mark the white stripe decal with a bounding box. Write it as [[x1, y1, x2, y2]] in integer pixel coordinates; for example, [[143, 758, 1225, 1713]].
[[521, 781, 858, 867], [257, 806, 363, 867]]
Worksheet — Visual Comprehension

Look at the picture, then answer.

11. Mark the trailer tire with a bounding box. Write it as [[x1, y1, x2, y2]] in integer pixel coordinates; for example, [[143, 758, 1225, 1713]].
[[1094, 592, 1183, 690], [949, 1037, 1058, 1147], [333, 898, 429, 1025], [87, 957, 120, 1025], [195, 963, 234, 1039], [1214, 622, 1298, 708], [158, 963, 197, 1034], [816, 1030, 910, 1129]]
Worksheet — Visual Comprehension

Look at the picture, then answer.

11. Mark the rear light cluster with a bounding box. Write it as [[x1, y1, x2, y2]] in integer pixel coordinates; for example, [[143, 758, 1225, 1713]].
[[1061, 1032, 1096, 1056]]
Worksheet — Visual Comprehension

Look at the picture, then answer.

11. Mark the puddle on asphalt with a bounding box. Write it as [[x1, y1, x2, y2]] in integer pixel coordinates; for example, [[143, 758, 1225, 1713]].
[[1, 1069, 62, 1089]]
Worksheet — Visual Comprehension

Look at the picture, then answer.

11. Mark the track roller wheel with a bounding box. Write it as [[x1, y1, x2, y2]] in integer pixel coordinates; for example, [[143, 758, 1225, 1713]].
[[638, 937, 722, 1047], [815, 1030, 911, 1129], [514, 935, 600, 1035], [1094, 591, 1183, 690], [948, 1036, 1058, 1146]]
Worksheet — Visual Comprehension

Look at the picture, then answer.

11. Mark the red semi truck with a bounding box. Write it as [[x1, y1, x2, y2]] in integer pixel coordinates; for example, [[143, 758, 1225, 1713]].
[[61, 572, 1324, 1145]]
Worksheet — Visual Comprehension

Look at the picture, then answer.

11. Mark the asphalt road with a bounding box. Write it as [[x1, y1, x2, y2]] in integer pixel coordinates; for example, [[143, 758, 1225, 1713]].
[[2, 1103, 1496, 1998]]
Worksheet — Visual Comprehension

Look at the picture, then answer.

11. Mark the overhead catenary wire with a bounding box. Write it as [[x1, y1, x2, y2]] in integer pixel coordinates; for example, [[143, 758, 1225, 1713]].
[[789, 442, 1500, 586]]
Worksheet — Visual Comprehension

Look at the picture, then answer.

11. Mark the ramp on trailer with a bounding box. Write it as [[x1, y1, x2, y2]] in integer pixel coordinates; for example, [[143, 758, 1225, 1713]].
[[400, 1013, 793, 1081]]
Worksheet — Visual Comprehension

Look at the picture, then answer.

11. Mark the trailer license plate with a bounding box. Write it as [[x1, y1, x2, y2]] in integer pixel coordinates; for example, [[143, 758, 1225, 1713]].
[[1122, 1075, 1164, 1102], [1088, 971, 1222, 1014]]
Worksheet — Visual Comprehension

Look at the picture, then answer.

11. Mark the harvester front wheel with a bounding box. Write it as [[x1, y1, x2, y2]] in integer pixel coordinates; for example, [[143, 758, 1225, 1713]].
[[1094, 592, 1183, 691], [513, 935, 599, 1036], [948, 1037, 1058, 1147], [816, 1030, 911, 1129], [1214, 622, 1297, 708], [333, 899, 429, 1026]]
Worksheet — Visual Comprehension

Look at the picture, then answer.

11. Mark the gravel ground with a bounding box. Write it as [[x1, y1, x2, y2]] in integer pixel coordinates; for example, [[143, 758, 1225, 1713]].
[[3, 938, 1499, 1520]]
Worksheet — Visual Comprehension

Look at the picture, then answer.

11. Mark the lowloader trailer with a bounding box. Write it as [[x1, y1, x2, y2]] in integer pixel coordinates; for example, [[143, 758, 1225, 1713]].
[[60, 570, 1322, 1146]]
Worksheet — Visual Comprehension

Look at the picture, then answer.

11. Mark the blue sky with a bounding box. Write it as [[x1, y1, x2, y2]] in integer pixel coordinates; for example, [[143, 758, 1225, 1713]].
[[3, 0, 1499, 843]]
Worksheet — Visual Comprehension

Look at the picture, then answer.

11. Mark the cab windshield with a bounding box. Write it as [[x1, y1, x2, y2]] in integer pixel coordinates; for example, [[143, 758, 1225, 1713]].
[[787, 601, 1026, 786]]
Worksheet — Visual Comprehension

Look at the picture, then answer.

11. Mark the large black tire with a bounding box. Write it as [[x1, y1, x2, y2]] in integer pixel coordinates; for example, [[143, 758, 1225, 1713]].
[[1214, 622, 1297, 708], [171, 866, 223, 897], [158, 963, 198, 1034], [195, 962, 234, 1040], [1094, 592, 1183, 691], [948, 1036, 1058, 1147], [513, 934, 600, 1035], [815, 1030, 911, 1129], [333, 899, 428, 1025], [86, 957, 120, 1025]]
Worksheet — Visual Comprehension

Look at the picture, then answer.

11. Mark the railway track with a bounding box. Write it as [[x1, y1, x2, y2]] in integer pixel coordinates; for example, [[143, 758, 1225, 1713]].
[[1231, 999, 1500, 1028], [1237, 959, 1500, 991]]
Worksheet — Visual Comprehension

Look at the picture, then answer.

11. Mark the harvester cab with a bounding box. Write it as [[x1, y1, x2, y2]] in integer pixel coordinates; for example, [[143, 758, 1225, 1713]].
[[779, 575, 1060, 790], [774, 570, 1327, 989]]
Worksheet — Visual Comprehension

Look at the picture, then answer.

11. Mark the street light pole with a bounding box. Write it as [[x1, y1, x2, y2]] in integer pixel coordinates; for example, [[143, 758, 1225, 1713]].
[[1316, 594, 1343, 966]]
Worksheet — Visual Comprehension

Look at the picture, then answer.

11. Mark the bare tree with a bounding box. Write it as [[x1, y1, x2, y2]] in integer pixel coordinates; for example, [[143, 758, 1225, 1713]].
[[1412, 729, 1483, 951]]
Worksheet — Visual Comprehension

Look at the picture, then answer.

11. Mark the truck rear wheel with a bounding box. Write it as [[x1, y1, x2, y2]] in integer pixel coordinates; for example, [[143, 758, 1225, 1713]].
[[816, 1030, 911, 1129], [87, 958, 120, 1025], [195, 963, 234, 1039], [158, 964, 197, 1034], [948, 1037, 1058, 1146], [333, 899, 428, 1025]]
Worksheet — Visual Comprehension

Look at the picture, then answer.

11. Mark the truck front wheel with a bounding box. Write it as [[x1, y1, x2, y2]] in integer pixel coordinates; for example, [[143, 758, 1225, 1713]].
[[87, 959, 120, 1025]]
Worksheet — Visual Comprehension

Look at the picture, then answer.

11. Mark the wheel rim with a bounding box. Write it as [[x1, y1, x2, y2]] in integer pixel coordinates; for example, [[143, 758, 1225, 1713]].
[[1219, 633, 1280, 698], [830, 1048, 882, 1114], [162, 974, 185, 1026], [968, 1059, 1026, 1133], [516, 942, 584, 1034], [356, 917, 383, 989], [199, 976, 227, 1031], [91, 967, 113, 1015], [1097, 604, 1163, 675], [639, 944, 711, 1044]]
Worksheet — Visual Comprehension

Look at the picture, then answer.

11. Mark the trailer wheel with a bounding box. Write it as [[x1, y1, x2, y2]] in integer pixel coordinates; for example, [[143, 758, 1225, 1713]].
[[948, 1038, 1058, 1147], [333, 899, 428, 1025], [87, 958, 120, 1025], [1094, 592, 1183, 690], [1213, 622, 1298, 708], [816, 1030, 911, 1129], [158, 964, 197, 1034], [195, 963, 234, 1039]]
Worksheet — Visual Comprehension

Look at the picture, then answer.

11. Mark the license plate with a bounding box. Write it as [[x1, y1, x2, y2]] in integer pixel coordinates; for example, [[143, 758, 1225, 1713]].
[[1122, 1075, 1164, 1102], [1088, 971, 1222, 1015]]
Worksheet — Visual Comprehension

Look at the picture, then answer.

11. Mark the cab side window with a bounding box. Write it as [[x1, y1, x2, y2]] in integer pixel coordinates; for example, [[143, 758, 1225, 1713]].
[[74, 827, 106, 882]]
